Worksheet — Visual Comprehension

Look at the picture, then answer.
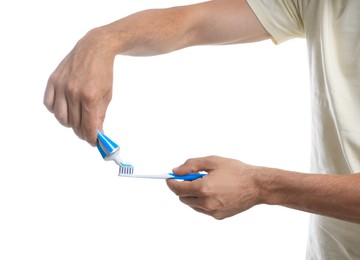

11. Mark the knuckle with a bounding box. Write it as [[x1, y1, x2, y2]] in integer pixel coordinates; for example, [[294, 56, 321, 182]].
[[47, 71, 58, 84], [207, 155, 220, 162], [55, 113, 69, 127], [66, 82, 81, 101], [47, 72, 63, 90], [212, 212, 225, 220], [202, 201, 225, 220], [82, 89, 98, 104], [62, 79, 91, 104], [71, 122, 82, 132], [184, 158, 195, 165], [179, 197, 186, 203], [43, 97, 53, 111], [84, 133, 98, 146], [168, 185, 181, 196], [73, 128, 85, 140], [69, 120, 82, 131], [202, 201, 224, 219], [202, 199, 214, 211], [198, 183, 212, 197]]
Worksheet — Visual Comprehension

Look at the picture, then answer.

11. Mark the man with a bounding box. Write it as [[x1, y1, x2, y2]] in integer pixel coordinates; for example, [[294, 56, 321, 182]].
[[43, 0, 360, 259]]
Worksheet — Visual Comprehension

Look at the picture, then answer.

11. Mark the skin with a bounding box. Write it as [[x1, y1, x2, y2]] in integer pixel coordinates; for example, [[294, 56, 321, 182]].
[[44, 0, 268, 144], [168, 156, 360, 223], [44, 0, 360, 224]]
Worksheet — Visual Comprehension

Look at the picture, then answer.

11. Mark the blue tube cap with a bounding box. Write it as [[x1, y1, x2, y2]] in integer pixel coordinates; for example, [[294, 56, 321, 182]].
[[97, 131, 119, 159]]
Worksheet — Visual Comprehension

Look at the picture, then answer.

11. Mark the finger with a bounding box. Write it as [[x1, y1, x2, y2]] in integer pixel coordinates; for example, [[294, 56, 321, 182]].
[[66, 89, 84, 140], [173, 156, 217, 175], [178, 197, 213, 216], [192, 206, 211, 216], [43, 80, 55, 113], [53, 91, 70, 127], [179, 196, 203, 208], [81, 98, 99, 146], [97, 88, 112, 133], [166, 179, 201, 197]]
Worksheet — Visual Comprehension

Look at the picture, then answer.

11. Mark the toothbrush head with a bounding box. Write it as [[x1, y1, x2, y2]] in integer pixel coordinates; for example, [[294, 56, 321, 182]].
[[118, 162, 135, 175], [97, 131, 119, 160]]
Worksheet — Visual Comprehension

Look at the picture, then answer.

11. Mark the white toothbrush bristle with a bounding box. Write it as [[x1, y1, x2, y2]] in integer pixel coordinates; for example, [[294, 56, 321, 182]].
[[119, 163, 134, 175]]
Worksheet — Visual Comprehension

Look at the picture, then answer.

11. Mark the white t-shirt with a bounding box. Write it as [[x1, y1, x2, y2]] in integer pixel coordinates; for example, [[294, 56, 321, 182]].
[[246, 0, 360, 259]]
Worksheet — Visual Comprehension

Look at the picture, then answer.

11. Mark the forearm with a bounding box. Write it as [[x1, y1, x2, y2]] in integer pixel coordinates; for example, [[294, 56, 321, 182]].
[[93, 7, 194, 56], [258, 168, 360, 223], [87, 0, 269, 57], [43, 0, 270, 145]]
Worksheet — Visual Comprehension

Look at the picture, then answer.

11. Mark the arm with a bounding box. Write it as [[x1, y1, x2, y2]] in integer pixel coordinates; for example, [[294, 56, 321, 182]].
[[108, 0, 270, 56], [264, 167, 360, 223], [166, 156, 360, 223], [43, 0, 270, 145]]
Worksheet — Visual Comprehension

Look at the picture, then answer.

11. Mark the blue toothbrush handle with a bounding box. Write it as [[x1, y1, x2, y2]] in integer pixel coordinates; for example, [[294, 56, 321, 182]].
[[168, 173, 206, 181]]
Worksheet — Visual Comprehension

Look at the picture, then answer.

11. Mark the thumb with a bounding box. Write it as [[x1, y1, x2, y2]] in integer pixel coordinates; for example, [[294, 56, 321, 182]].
[[172, 156, 215, 175]]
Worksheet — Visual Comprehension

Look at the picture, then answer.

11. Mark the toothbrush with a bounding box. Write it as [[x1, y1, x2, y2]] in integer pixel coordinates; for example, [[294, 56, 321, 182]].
[[118, 162, 206, 180], [96, 131, 206, 181]]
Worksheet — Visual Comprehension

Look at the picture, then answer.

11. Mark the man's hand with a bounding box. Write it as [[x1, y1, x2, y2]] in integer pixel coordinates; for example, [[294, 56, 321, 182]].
[[167, 155, 360, 224], [43, 28, 116, 146], [43, 1, 269, 145], [166, 156, 264, 220]]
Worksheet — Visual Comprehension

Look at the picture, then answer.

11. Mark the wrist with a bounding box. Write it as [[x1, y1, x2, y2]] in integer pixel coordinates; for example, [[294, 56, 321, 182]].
[[84, 26, 122, 58], [252, 166, 289, 206]]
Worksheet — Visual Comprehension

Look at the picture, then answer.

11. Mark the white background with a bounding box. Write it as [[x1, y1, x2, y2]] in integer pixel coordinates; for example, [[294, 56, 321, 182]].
[[1, 1, 311, 259]]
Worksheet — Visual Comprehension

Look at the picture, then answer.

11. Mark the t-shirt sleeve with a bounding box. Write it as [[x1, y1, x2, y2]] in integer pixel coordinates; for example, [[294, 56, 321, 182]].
[[246, 0, 305, 44]]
